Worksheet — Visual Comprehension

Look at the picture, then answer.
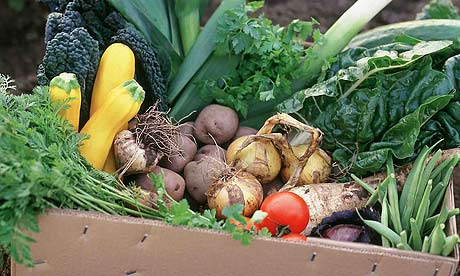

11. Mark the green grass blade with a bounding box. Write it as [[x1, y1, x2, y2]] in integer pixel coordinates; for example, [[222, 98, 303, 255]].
[[168, 0, 245, 103]]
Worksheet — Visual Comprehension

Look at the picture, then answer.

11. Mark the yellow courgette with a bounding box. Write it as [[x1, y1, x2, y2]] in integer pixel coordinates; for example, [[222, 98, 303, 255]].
[[80, 80, 145, 170], [90, 43, 135, 116], [49, 72, 82, 132]]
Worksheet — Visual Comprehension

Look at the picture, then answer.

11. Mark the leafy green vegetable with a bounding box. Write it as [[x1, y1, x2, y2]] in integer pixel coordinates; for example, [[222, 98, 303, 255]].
[[167, 0, 244, 104], [279, 41, 457, 174], [198, 1, 318, 117], [107, 0, 183, 75], [416, 0, 460, 20], [175, 0, 201, 55], [0, 74, 16, 94]]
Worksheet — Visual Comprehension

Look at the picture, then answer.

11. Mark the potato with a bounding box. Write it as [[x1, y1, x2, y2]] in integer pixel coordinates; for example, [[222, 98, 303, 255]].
[[131, 168, 185, 202], [233, 126, 257, 140], [160, 135, 197, 173], [184, 157, 226, 204], [152, 167, 186, 201], [194, 145, 226, 162], [178, 121, 194, 137], [193, 104, 239, 145]]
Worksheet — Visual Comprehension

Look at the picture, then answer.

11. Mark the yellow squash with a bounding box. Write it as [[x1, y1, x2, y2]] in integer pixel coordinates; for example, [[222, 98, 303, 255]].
[[49, 72, 82, 132], [90, 43, 135, 116], [80, 80, 145, 170]]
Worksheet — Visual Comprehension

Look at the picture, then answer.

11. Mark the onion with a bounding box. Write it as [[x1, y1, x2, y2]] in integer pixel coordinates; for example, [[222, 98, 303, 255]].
[[207, 170, 263, 219], [226, 135, 281, 184], [281, 145, 331, 185]]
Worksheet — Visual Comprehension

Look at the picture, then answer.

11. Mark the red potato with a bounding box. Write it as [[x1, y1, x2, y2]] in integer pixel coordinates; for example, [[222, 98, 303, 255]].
[[184, 157, 226, 204], [132, 167, 185, 202], [160, 135, 197, 173], [178, 121, 194, 137], [193, 104, 239, 145], [233, 126, 258, 140], [194, 145, 226, 162]]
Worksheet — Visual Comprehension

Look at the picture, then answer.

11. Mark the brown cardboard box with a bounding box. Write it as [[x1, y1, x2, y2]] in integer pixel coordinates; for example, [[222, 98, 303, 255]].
[[12, 184, 459, 276]]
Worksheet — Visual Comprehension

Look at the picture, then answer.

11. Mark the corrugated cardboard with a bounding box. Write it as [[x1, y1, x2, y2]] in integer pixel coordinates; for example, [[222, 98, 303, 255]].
[[12, 184, 459, 276]]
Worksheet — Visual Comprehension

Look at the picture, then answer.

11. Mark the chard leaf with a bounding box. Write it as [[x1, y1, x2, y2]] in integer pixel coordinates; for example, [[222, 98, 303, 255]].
[[416, 0, 460, 20], [281, 41, 456, 174]]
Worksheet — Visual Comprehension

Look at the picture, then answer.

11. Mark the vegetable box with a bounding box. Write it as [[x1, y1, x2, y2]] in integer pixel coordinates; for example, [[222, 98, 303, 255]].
[[11, 184, 459, 276]]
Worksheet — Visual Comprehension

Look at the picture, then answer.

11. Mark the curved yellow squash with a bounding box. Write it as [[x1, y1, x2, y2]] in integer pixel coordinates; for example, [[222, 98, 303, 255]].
[[80, 80, 145, 170], [49, 72, 82, 132], [90, 43, 135, 116]]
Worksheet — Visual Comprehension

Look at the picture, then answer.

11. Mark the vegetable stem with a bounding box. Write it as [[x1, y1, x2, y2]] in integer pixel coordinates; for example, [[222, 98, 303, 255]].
[[175, 0, 201, 55], [295, 0, 392, 88]]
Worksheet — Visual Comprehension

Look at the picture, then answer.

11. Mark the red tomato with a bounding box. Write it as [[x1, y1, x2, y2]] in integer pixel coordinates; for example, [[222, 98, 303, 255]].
[[281, 233, 307, 241], [257, 191, 310, 236]]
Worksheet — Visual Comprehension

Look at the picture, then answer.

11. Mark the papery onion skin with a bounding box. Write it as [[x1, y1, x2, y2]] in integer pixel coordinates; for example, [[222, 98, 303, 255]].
[[226, 135, 281, 184], [207, 170, 263, 219], [281, 145, 331, 185]]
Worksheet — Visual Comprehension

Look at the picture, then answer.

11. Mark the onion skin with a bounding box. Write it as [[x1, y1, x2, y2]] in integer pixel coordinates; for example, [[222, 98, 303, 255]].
[[226, 135, 281, 184], [281, 145, 331, 185], [207, 171, 263, 219]]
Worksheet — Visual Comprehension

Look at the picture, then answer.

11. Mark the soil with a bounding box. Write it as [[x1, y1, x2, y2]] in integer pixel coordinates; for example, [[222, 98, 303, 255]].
[[1, 0, 460, 275]]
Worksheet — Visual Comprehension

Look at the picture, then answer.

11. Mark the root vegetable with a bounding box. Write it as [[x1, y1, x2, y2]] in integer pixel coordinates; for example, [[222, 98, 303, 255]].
[[226, 135, 281, 184], [132, 168, 185, 202], [184, 157, 226, 204], [194, 145, 226, 162], [178, 121, 194, 137], [114, 130, 161, 175], [233, 126, 258, 140], [194, 104, 239, 144], [289, 182, 370, 235], [207, 170, 263, 219], [281, 145, 331, 185], [153, 167, 185, 201], [160, 135, 197, 173]]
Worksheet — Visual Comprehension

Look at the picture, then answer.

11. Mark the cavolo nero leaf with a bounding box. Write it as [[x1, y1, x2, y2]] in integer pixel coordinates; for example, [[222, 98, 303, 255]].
[[279, 41, 456, 175]]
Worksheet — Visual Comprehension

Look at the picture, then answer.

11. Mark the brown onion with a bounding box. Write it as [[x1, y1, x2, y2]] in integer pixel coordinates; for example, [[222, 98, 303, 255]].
[[207, 170, 263, 219], [281, 145, 331, 185], [226, 135, 281, 184]]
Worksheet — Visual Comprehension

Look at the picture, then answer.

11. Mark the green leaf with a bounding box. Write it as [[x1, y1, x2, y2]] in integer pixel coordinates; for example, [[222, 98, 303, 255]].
[[107, 0, 182, 76], [286, 41, 456, 174], [416, 0, 460, 20], [168, 0, 245, 103]]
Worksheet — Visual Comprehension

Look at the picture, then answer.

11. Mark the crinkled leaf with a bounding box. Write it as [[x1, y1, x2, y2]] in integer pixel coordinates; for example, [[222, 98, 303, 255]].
[[416, 0, 460, 20]]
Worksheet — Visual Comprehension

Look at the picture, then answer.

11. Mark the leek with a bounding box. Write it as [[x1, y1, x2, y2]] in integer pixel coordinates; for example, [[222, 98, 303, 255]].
[[175, 0, 201, 55]]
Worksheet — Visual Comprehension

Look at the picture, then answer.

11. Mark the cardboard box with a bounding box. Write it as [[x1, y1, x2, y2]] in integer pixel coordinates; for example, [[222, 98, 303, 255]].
[[12, 184, 459, 276]]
